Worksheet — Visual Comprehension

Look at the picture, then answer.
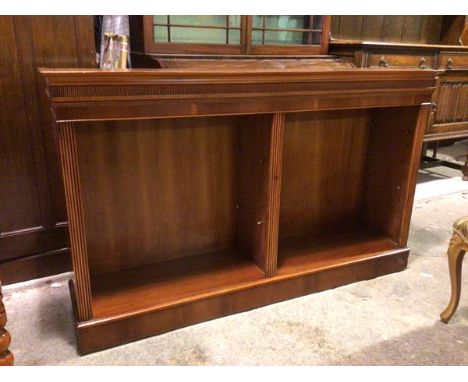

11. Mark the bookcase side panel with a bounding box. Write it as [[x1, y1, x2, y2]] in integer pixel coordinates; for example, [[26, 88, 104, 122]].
[[363, 105, 429, 246], [57, 123, 93, 321]]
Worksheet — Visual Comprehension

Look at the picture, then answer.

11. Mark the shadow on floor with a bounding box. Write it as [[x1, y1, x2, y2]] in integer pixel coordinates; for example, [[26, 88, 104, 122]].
[[337, 320, 468, 365], [417, 170, 453, 183]]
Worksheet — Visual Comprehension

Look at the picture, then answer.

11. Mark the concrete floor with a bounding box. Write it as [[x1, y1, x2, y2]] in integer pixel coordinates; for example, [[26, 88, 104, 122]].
[[3, 146, 468, 365]]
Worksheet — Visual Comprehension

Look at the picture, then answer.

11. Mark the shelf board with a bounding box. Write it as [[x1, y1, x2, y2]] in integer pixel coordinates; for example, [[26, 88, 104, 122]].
[[277, 227, 399, 275], [91, 249, 265, 319], [90, 228, 400, 320]]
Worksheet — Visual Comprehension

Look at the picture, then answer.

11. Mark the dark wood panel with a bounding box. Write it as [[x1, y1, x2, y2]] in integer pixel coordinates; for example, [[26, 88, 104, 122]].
[[0, 17, 44, 234], [0, 226, 68, 263], [330, 15, 340, 38], [280, 110, 371, 238], [0, 16, 95, 282], [331, 16, 445, 44], [426, 72, 468, 141], [419, 16, 444, 44], [434, 81, 468, 123], [360, 16, 385, 41], [440, 16, 466, 45], [13, 16, 95, 227], [337, 16, 363, 40], [381, 16, 406, 43], [76, 117, 240, 275], [363, 106, 428, 245], [401, 16, 424, 43], [0, 248, 71, 285]]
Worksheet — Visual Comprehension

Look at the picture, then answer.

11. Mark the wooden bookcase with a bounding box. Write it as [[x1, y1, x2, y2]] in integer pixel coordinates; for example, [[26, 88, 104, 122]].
[[40, 65, 435, 354]]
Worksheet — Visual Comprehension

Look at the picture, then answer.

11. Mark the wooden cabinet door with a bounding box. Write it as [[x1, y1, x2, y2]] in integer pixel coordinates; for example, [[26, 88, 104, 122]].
[[0, 16, 95, 283], [425, 71, 468, 141]]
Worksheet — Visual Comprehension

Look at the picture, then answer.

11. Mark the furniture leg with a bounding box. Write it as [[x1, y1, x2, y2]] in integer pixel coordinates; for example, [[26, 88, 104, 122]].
[[462, 154, 468, 181], [440, 245, 465, 323], [0, 281, 14, 366], [440, 217, 468, 323], [422, 142, 429, 157], [432, 141, 439, 158]]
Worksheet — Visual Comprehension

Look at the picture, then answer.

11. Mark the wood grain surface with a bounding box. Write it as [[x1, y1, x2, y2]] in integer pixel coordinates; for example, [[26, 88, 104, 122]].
[[41, 66, 435, 354]]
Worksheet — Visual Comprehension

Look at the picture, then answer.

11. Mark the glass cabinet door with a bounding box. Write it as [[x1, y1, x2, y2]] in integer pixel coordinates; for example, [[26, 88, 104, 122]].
[[142, 15, 330, 55], [249, 15, 329, 54], [145, 15, 243, 54], [153, 15, 241, 45], [252, 16, 323, 45]]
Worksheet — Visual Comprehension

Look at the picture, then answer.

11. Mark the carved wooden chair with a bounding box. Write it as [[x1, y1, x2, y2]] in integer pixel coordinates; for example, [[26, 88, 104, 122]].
[[440, 216, 468, 323], [0, 280, 14, 366]]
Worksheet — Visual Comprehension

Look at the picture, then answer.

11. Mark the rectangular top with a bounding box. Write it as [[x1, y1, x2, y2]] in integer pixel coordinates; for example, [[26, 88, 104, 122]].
[[40, 67, 437, 123], [40, 66, 437, 80]]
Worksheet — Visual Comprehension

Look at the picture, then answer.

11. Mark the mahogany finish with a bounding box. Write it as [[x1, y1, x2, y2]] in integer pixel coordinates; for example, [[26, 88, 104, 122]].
[[280, 110, 370, 239], [77, 117, 240, 274], [0, 16, 96, 284], [41, 64, 435, 354]]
